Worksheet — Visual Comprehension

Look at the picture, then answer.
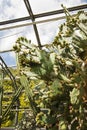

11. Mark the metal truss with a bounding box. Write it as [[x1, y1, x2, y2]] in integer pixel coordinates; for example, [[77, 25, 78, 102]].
[[0, 0, 87, 50]]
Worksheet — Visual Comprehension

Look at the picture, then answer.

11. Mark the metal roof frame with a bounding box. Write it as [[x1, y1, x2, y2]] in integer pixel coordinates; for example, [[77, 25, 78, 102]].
[[23, 0, 42, 49], [0, 4, 87, 25], [0, 1, 87, 50]]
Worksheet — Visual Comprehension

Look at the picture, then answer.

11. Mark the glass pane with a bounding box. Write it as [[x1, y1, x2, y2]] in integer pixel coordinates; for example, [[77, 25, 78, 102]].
[[37, 19, 65, 45], [0, 25, 37, 52], [0, 0, 29, 21], [29, 0, 87, 14], [0, 52, 16, 66]]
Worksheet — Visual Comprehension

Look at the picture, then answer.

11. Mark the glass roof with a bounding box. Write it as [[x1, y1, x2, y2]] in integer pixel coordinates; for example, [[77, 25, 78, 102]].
[[37, 20, 64, 44], [0, 0, 87, 66], [0, 0, 29, 21], [29, 0, 87, 14]]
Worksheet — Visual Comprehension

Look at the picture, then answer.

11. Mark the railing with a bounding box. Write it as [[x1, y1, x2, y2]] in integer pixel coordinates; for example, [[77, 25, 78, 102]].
[[0, 58, 3, 127], [0, 128, 15, 130], [0, 56, 20, 127], [0, 126, 46, 129]]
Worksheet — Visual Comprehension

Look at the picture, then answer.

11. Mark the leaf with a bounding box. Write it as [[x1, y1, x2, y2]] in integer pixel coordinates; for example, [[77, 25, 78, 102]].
[[50, 80, 63, 96], [23, 71, 39, 79], [70, 88, 80, 104], [59, 121, 67, 130], [20, 75, 39, 115], [65, 60, 72, 66], [50, 53, 55, 64], [78, 11, 87, 21], [60, 74, 71, 83]]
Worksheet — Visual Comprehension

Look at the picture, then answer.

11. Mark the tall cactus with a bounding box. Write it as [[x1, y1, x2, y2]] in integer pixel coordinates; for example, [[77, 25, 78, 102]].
[[20, 75, 40, 117], [13, 8, 87, 129]]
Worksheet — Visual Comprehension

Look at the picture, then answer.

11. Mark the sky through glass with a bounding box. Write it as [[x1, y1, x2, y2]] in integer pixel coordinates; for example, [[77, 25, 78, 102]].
[[0, 0, 87, 66]]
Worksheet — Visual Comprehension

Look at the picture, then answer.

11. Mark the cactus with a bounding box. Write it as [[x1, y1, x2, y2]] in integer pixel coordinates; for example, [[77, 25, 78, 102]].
[[13, 8, 87, 130]]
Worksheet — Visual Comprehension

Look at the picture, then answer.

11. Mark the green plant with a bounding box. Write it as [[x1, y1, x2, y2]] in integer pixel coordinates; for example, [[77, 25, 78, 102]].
[[1, 69, 29, 127], [13, 7, 87, 130]]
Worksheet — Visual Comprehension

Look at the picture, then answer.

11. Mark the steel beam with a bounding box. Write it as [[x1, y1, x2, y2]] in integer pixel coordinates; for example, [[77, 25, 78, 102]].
[[0, 4, 87, 26], [23, 0, 42, 49]]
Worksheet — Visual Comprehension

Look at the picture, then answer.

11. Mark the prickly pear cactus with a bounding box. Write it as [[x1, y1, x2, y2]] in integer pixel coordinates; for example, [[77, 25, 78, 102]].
[[13, 7, 87, 130]]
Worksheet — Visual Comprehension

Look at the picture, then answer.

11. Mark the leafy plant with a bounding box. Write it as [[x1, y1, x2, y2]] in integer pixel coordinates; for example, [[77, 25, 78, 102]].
[[13, 7, 87, 130]]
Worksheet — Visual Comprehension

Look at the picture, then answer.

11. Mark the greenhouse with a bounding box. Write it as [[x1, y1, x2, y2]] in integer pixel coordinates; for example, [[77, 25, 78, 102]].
[[0, 0, 87, 130]]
